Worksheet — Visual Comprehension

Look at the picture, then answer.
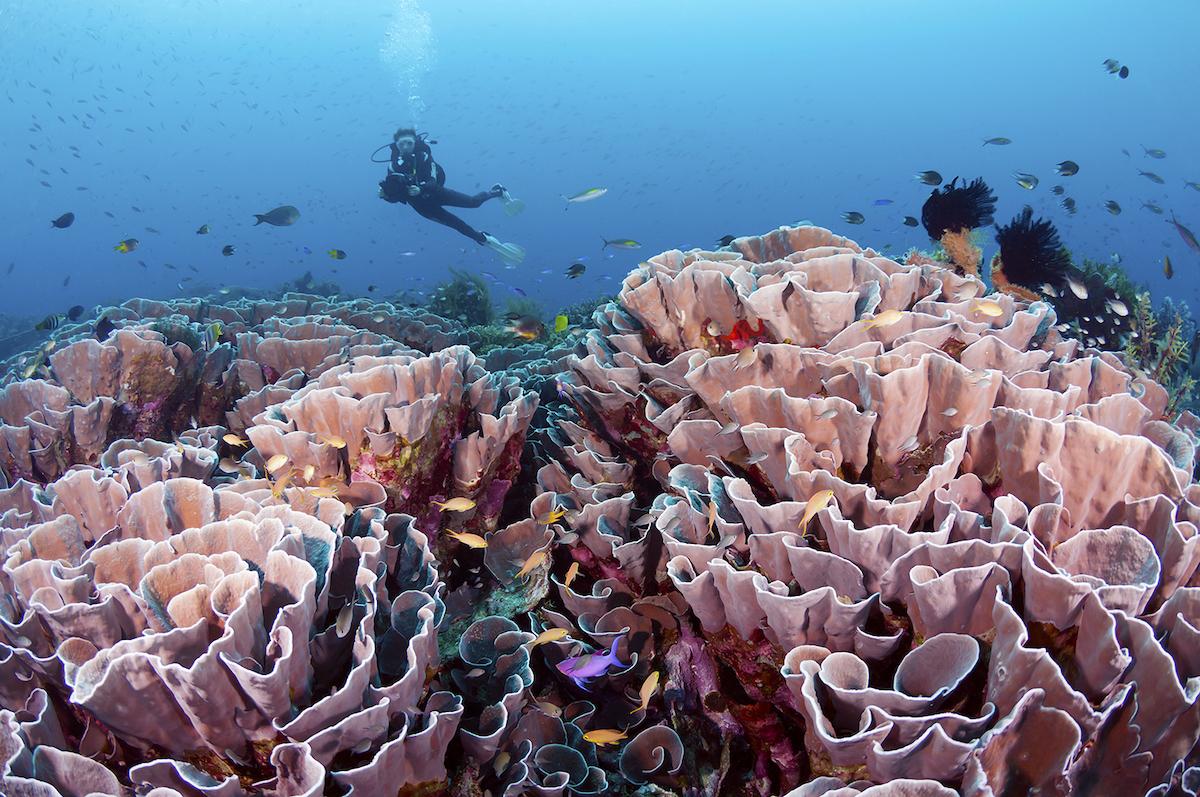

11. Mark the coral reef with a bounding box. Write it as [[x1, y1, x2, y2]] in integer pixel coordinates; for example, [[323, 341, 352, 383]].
[[1, 224, 1198, 797], [546, 223, 1200, 794], [1126, 294, 1197, 419], [991, 205, 1072, 301], [921, 177, 997, 277], [428, 268, 493, 327]]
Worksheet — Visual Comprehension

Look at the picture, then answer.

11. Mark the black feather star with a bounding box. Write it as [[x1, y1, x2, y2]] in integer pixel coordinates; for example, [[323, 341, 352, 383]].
[[993, 205, 1071, 290], [920, 177, 997, 240]]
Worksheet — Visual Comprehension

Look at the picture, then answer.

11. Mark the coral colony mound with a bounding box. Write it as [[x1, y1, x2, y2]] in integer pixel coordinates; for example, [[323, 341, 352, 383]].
[[1, 224, 1199, 797]]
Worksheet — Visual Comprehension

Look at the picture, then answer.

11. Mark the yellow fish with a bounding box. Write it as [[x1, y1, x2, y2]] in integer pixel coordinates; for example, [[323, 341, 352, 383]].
[[799, 489, 835, 534], [434, 497, 476, 512], [971, 299, 1004, 318], [563, 561, 580, 588], [270, 470, 293, 499], [706, 499, 718, 534], [222, 433, 249, 448], [530, 627, 571, 647], [537, 506, 567, 525], [554, 314, 569, 334], [516, 549, 548, 579], [863, 308, 905, 328], [583, 728, 627, 746], [19, 358, 42, 380], [447, 530, 488, 548], [630, 671, 660, 714], [311, 486, 340, 499], [265, 453, 289, 473], [319, 434, 347, 449]]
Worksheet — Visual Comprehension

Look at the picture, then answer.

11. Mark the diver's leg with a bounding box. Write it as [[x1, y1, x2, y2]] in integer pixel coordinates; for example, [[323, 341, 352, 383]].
[[423, 185, 498, 208], [409, 201, 487, 244]]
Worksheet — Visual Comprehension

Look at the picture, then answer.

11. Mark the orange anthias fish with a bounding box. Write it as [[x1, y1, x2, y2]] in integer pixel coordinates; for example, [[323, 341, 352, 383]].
[[506, 315, 545, 341], [447, 530, 488, 548], [799, 489, 835, 534], [629, 671, 660, 714], [536, 506, 567, 525], [434, 497, 476, 513], [971, 299, 1004, 318], [583, 728, 628, 746], [863, 309, 905, 329], [530, 627, 571, 647], [516, 549, 548, 579]]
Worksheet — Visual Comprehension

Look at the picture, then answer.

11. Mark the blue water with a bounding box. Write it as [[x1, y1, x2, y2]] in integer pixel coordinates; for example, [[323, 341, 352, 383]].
[[1, 0, 1197, 320]]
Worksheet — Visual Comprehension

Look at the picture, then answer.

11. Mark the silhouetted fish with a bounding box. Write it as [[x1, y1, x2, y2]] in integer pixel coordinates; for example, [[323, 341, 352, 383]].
[[95, 315, 115, 340], [253, 205, 300, 226]]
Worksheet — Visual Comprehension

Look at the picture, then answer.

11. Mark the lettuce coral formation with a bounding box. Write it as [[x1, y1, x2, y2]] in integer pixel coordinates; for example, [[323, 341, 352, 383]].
[[0, 225, 1198, 796]]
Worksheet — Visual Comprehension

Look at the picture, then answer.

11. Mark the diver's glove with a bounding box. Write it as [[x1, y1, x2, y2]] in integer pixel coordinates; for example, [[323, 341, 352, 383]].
[[496, 185, 525, 216]]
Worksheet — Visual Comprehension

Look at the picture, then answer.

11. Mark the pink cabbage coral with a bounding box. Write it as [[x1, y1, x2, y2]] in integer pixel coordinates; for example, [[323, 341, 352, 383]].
[[540, 224, 1200, 794], [0, 228, 1197, 796]]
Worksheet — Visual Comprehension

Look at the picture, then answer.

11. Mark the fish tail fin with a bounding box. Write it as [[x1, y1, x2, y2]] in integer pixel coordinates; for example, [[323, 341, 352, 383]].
[[253, 215, 265, 225], [601, 238, 608, 250], [608, 633, 629, 667]]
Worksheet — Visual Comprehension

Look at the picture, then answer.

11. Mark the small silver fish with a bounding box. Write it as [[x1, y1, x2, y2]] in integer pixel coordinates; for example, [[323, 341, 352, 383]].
[[1067, 275, 1088, 299], [335, 604, 353, 638]]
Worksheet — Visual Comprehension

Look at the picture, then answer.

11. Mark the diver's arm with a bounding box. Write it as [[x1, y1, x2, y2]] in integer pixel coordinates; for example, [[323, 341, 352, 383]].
[[412, 152, 438, 191]]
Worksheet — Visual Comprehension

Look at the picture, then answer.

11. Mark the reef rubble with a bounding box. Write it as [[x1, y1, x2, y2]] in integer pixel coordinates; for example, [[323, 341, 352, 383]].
[[1, 225, 1198, 796]]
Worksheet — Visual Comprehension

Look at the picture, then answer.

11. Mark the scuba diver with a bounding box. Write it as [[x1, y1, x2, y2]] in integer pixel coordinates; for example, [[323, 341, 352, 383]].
[[377, 128, 525, 264]]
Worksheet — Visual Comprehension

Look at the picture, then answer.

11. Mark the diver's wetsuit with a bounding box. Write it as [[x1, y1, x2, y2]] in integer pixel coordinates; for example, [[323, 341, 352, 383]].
[[383, 141, 498, 244]]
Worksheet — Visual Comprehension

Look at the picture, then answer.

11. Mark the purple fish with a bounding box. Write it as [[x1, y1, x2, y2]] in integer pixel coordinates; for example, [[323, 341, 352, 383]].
[[556, 634, 627, 690], [510, 285, 527, 296], [872, 198, 894, 206]]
